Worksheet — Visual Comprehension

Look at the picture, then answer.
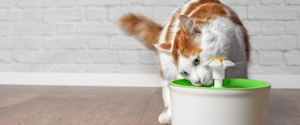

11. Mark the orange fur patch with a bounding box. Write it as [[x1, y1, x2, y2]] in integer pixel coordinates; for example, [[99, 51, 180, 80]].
[[190, 3, 226, 24], [184, 0, 220, 16], [116, 13, 163, 50], [160, 42, 172, 50], [165, 8, 182, 43], [159, 69, 163, 78], [172, 28, 202, 66]]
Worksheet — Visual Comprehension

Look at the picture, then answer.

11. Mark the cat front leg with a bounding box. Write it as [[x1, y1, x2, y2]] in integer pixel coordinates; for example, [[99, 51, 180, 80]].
[[161, 79, 171, 108]]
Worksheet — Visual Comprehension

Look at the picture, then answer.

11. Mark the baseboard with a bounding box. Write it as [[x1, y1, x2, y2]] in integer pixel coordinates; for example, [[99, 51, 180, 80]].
[[0, 72, 299, 89]]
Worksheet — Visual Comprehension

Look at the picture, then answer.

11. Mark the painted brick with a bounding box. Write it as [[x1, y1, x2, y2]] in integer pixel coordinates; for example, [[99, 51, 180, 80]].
[[0, 23, 14, 36], [109, 36, 147, 50], [108, 7, 152, 21], [0, 10, 21, 21], [285, 21, 300, 35], [87, 64, 119, 73], [0, 0, 297, 74], [24, 64, 44, 72], [251, 36, 297, 50], [115, 64, 159, 73], [13, 51, 40, 63], [45, 37, 87, 50], [248, 66, 265, 74], [153, 7, 175, 21], [260, 0, 284, 5], [248, 7, 297, 20], [263, 66, 298, 74], [76, 0, 119, 6], [24, 37, 44, 50], [88, 37, 109, 49], [230, 6, 247, 20], [284, 51, 300, 66], [0, 64, 24, 72], [75, 50, 117, 63], [22, 10, 43, 21], [57, 23, 76, 35], [45, 64, 86, 72], [140, 50, 158, 64], [121, 0, 142, 5], [15, 23, 55, 36], [168, 0, 187, 6], [0, 37, 23, 50], [44, 9, 82, 21], [78, 22, 121, 35], [16, 0, 54, 8], [41, 51, 75, 63], [250, 66, 299, 75], [13, 51, 74, 63], [142, 0, 170, 6], [56, 0, 74, 8], [258, 51, 282, 66], [0, 51, 12, 63], [220, 0, 256, 5], [118, 50, 139, 64], [243, 21, 260, 36], [0, 0, 14, 8], [261, 21, 283, 35], [286, 0, 300, 5], [85, 8, 107, 21]]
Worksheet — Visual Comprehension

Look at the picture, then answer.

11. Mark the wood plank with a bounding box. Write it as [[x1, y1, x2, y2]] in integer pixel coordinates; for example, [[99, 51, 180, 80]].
[[268, 89, 300, 125], [0, 86, 299, 125], [107, 87, 157, 125], [0, 86, 103, 125], [0, 85, 57, 107], [139, 88, 164, 125], [50, 87, 156, 125]]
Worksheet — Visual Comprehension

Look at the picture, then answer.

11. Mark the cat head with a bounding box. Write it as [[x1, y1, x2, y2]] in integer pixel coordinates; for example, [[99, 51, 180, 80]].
[[155, 15, 219, 86]]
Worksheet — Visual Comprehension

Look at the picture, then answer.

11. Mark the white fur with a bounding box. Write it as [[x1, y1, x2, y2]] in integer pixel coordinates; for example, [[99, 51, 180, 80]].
[[161, 79, 171, 107], [158, 16, 248, 124], [156, 1, 248, 124], [157, 2, 200, 124], [157, 0, 201, 113], [179, 17, 248, 86]]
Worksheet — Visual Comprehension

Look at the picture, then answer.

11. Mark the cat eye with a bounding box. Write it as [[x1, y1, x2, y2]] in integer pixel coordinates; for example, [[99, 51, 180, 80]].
[[194, 56, 200, 65], [182, 72, 188, 75]]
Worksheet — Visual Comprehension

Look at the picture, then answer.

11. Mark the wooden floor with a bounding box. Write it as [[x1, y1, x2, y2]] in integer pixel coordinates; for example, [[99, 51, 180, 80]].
[[0, 86, 299, 125]]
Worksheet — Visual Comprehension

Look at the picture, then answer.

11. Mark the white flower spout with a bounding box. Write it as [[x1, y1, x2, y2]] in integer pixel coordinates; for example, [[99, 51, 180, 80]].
[[205, 58, 236, 88]]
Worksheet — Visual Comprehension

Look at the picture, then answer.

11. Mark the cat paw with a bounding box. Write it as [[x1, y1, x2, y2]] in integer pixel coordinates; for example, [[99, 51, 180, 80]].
[[158, 112, 171, 124]]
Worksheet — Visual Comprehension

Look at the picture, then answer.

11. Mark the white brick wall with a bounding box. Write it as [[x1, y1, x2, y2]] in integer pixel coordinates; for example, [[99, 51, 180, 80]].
[[0, 0, 298, 74]]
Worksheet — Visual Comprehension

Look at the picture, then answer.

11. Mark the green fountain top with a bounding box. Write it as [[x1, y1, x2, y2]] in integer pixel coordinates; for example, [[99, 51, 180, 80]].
[[169, 78, 271, 90]]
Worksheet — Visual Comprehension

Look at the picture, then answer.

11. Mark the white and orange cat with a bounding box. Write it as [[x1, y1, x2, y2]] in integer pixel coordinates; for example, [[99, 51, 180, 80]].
[[116, 0, 250, 124]]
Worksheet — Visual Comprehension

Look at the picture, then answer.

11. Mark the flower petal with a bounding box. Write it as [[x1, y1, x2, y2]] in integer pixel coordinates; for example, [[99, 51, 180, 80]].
[[208, 60, 222, 67], [223, 60, 236, 67]]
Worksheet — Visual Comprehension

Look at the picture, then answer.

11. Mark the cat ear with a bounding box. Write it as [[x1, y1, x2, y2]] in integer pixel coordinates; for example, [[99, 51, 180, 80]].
[[154, 43, 172, 53], [178, 15, 201, 37]]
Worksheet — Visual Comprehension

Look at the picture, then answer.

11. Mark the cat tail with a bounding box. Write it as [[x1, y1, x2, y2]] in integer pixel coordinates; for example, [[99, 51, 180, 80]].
[[116, 13, 163, 50]]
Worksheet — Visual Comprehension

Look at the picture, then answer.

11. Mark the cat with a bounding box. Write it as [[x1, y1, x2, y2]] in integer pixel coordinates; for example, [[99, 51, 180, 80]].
[[116, 0, 250, 124]]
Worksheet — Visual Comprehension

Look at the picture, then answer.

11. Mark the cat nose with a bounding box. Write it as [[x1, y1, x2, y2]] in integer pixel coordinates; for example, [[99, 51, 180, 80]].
[[195, 80, 201, 84]]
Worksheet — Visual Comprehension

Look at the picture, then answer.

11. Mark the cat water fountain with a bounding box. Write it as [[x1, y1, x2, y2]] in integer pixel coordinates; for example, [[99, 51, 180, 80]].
[[169, 58, 271, 125]]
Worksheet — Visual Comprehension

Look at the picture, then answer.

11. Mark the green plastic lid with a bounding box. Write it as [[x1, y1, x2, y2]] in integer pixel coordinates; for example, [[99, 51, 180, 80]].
[[169, 78, 271, 90]]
